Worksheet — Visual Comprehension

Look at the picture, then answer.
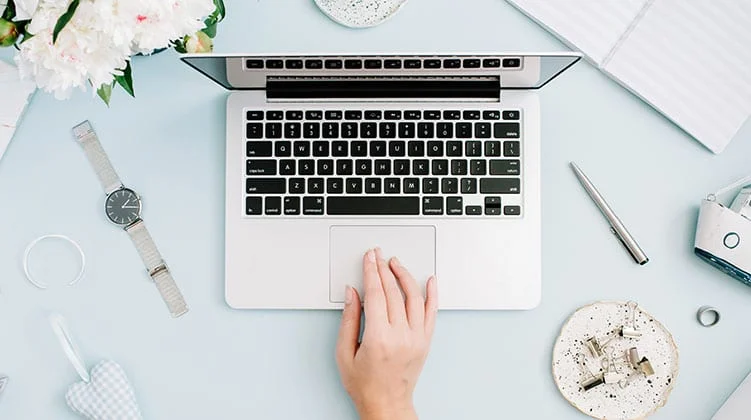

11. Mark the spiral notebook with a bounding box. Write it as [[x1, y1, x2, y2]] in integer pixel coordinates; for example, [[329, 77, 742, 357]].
[[0, 59, 35, 164], [507, 0, 751, 154]]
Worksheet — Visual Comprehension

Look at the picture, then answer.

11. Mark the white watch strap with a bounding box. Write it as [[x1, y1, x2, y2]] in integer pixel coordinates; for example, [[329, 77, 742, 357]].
[[125, 220, 189, 318], [72, 121, 123, 194]]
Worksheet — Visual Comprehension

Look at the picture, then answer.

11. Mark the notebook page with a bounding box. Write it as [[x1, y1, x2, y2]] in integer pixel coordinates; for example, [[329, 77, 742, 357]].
[[0, 59, 35, 164], [506, 0, 649, 64], [605, 0, 751, 153]]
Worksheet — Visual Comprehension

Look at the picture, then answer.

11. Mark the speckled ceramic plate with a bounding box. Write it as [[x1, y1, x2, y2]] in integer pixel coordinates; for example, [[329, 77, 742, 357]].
[[314, 0, 409, 28], [552, 301, 679, 419]]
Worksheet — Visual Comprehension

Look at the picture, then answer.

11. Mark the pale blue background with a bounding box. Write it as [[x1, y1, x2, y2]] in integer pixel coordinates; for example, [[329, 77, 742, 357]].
[[1, 0, 751, 419]]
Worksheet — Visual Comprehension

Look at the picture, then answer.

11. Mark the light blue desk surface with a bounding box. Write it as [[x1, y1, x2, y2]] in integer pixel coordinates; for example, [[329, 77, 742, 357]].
[[2, 1, 751, 418]]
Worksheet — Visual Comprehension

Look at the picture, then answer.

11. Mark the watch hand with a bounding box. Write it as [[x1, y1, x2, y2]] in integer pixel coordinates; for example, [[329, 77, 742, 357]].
[[122, 205, 139, 209], [121, 198, 130, 209]]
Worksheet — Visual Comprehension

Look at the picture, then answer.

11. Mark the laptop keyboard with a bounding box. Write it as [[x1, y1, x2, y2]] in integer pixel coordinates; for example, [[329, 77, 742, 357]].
[[244, 107, 522, 217]]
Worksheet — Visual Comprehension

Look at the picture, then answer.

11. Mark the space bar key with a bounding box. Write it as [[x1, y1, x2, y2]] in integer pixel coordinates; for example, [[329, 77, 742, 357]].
[[327, 197, 420, 215]]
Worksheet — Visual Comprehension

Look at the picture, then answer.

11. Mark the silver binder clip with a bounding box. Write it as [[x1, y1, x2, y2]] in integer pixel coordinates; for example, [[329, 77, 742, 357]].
[[638, 357, 655, 376], [602, 348, 627, 385], [576, 353, 605, 391], [627, 347, 641, 369], [620, 301, 642, 339]]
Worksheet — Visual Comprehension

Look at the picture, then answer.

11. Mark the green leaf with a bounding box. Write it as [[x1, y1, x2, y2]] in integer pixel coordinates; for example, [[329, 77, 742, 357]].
[[2, 1, 16, 20], [53, 0, 80, 45], [114, 61, 134, 97], [202, 21, 217, 38], [97, 82, 113, 106], [213, 0, 225, 21]]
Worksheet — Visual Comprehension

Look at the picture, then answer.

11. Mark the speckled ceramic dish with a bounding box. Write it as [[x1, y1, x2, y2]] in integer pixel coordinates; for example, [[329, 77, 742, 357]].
[[552, 301, 679, 419], [314, 0, 409, 28]]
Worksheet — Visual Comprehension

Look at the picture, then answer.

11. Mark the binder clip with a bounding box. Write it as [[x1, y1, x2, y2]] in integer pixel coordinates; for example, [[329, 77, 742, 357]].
[[576, 353, 605, 392], [602, 349, 627, 385], [620, 301, 642, 339]]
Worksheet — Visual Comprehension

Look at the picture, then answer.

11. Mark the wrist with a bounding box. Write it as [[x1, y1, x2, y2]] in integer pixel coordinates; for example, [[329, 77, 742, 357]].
[[357, 402, 417, 420]]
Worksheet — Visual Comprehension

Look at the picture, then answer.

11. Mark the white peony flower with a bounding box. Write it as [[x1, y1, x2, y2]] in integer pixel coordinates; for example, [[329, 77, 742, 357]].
[[12, 0, 40, 21]]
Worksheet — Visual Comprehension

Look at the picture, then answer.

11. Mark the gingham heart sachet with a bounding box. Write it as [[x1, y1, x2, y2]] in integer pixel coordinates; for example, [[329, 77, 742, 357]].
[[66, 360, 143, 420]]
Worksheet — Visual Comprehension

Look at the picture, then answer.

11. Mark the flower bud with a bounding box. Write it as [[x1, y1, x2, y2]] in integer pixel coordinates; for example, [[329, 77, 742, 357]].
[[184, 31, 213, 54], [0, 18, 19, 47]]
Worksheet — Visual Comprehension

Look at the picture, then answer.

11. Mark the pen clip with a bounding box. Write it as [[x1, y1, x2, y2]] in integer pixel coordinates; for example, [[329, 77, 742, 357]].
[[610, 226, 642, 264]]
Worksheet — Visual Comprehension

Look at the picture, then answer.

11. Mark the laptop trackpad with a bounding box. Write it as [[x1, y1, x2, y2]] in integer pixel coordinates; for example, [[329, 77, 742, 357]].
[[329, 225, 436, 303]]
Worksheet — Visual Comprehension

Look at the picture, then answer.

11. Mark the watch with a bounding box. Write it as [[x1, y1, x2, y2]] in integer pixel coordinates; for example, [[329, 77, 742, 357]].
[[72, 120, 189, 318]]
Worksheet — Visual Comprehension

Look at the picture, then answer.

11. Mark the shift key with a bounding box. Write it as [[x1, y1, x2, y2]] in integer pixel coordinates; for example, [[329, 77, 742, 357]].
[[480, 178, 520, 194], [246, 178, 286, 194]]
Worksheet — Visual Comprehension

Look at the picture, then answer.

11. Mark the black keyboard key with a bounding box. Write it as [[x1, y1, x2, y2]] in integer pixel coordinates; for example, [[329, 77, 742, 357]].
[[345, 111, 362, 120], [384, 178, 400, 194], [456, 123, 472, 138], [485, 141, 501, 157], [327, 178, 344, 194], [303, 196, 325, 215], [298, 160, 315, 175], [356, 160, 372, 175], [444, 59, 461, 68], [266, 60, 283, 69], [370, 141, 387, 156], [266, 110, 284, 120], [408, 141, 425, 156], [485, 207, 501, 216], [317, 159, 334, 175], [399, 122, 416, 138], [308, 178, 324, 194], [332, 141, 349, 157], [503, 58, 521, 68], [361, 123, 377, 138], [483, 110, 501, 120], [385, 111, 402, 120], [503, 110, 520, 120], [389, 141, 406, 157], [247, 111, 263, 120], [326, 110, 343, 120], [284, 197, 300, 215], [475, 122, 491, 138], [483, 58, 501, 68], [423, 178, 439, 194], [504, 141, 521, 157], [428, 141, 444, 157], [312, 141, 329, 157], [463, 59, 481, 69], [451, 159, 467, 175], [289, 178, 306, 194], [424, 111, 441, 120], [432, 159, 448, 175], [470, 160, 487, 175], [413, 160, 429, 175], [246, 123, 263, 139], [394, 160, 410, 175], [405, 110, 421, 120], [446, 141, 463, 157], [485, 196, 502, 216], [306, 110, 323, 120], [375, 159, 391, 175], [246, 60, 264, 69], [463, 110, 481, 120], [247, 141, 272, 157], [325, 59, 343, 69], [346, 178, 363, 194], [504, 205, 521, 216], [403, 178, 419, 193], [285, 123, 301, 138], [364, 59, 382, 69], [404, 59, 422, 69], [424, 59, 441, 69], [328, 197, 420, 215], [443, 110, 461, 120], [365, 110, 382, 120], [490, 159, 521, 175], [480, 178, 521, 194], [436, 123, 453, 139], [365, 178, 382, 194], [423, 197, 444, 215], [418, 123, 434, 138], [247, 178, 286, 194], [466, 141, 482, 157], [351, 141, 368, 156], [466, 205, 482, 215], [266, 123, 282, 139], [337, 159, 353, 175], [286, 111, 303, 120], [305, 59, 323, 69], [385, 59, 402, 69], [447, 197, 463, 215], [461, 178, 478, 194], [442, 178, 459, 194], [246, 196, 262, 215], [293, 141, 310, 156], [494, 123, 521, 138], [247, 160, 277, 175], [345, 59, 362, 69], [322, 123, 339, 138], [286, 59, 303, 69], [304, 123, 320, 138], [279, 159, 295, 175], [342, 122, 358, 138], [379, 122, 396, 138], [265, 196, 282, 215]]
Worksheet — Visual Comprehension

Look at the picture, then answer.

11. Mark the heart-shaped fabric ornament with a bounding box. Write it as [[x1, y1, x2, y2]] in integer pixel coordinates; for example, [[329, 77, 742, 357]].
[[66, 361, 143, 420], [0, 375, 8, 395]]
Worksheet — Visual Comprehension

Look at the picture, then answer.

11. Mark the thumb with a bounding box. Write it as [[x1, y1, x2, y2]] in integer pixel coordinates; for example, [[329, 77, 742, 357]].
[[336, 285, 362, 367]]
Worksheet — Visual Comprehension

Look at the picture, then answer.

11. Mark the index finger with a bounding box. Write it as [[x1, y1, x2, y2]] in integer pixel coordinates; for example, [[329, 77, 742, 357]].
[[362, 249, 388, 324]]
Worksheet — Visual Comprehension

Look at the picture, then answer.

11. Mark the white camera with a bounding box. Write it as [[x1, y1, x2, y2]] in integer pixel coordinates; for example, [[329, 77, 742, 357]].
[[695, 186, 751, 286]]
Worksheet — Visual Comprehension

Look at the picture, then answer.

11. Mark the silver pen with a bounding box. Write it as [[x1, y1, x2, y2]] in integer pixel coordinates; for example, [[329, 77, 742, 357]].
[[570, 162, 649, 265]]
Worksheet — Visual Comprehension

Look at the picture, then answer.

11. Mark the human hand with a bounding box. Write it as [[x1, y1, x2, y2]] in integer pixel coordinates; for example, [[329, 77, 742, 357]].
[[336, 248, 438, 420]]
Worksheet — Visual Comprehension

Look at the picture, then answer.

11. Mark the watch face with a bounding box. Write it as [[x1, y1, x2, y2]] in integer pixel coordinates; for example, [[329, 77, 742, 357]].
[[105, 188, 142, 225]]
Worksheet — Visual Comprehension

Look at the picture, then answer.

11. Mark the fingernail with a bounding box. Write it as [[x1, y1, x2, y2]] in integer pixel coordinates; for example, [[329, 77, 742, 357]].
[[375, 247, 384, 261], [366, 249, 376, 262], [392, 257, 402, 267], [345, 285, 353, 304]]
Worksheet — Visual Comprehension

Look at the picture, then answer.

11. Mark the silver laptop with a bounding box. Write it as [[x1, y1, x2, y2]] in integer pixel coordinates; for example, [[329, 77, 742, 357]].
[[181, 53, 580, 310]]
